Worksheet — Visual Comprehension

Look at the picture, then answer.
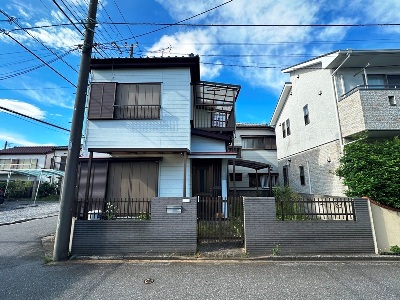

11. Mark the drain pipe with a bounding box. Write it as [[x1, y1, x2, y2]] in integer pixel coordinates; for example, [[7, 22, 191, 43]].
[[306, 160, 312, 194]]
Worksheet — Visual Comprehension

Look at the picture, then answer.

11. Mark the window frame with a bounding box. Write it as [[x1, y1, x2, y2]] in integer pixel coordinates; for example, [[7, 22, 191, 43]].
[[87, 82, 162, 120], [241, 136, 277, 150], [299, 166, 305, 186], [303, 104, 310, 125]]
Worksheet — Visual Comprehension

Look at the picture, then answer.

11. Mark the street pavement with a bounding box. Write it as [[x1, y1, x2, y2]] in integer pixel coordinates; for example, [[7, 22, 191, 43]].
[[0, 216, 400, 299]]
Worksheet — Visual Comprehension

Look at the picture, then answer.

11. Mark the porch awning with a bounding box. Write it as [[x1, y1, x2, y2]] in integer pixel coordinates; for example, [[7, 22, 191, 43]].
[[189, 152, 238, 159], [0, 169, 65, 178], [228, 159, 270, 170]]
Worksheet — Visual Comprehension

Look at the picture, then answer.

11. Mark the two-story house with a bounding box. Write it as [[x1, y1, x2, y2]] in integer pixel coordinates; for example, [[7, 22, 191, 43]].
[[77, 56, 240, 205], [270, 49, 400, 196], [228, 123, 278, 197]]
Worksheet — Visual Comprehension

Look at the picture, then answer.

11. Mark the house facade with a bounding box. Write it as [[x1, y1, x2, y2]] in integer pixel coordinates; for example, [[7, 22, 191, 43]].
[[79, 56, 240, 203], [228, 123, 278, 197], [270, 49, 400, 196]]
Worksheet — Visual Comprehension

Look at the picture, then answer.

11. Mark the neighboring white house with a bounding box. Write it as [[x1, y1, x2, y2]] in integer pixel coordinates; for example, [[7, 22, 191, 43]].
[[0, 145, 68, 197], [79, 56, 241, 200], [270, 49, 400, 196], [228, 123, 278, 197]]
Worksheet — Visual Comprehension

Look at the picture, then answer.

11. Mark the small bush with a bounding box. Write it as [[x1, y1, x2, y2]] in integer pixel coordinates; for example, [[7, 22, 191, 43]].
[[37, 182, 58, 198]]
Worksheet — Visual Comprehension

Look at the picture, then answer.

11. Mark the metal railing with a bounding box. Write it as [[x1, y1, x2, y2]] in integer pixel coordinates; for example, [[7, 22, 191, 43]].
[[197, 196, 244, 243], [114, 104, 160, 120], [74, 198, 152, 220], [193, 108, 234, 130], [340, 84, 400, 100], [276, 197, 356, 221]]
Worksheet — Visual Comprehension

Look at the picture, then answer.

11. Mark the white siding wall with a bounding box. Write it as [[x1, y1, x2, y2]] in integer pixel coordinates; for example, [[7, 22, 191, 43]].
[[85, 68, 191, 150], [276, 67, 340, 160], [190, 136, 226, 153], [158, 154, 191, 197]]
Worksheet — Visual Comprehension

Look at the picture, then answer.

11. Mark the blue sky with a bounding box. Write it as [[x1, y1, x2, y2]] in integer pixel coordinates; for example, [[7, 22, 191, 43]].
[[1, 0, 400, 147]]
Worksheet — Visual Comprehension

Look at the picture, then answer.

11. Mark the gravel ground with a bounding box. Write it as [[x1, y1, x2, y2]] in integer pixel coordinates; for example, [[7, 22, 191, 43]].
[[0, 199, 59, 225]]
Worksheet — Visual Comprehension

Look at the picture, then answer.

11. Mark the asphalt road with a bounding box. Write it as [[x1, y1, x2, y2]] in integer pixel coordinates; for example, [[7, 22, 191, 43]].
[[0, 217, 400, 300]]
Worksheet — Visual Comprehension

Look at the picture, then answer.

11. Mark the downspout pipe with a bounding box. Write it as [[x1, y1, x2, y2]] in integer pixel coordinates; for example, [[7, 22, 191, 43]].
[[331, 50, 352, 149]]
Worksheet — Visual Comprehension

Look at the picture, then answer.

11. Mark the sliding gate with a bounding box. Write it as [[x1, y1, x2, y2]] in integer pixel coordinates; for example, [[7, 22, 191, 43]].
[[197, 196, 244, 244]]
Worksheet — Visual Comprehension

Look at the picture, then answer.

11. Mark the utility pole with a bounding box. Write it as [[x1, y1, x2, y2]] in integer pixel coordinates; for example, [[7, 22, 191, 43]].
[[53, 0, 98, 261]]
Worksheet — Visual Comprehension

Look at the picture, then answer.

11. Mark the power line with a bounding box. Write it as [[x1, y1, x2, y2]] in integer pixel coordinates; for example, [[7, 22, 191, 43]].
[[0, 46, 77, 81], [0, 87, 72, 90], [51, 0, 107, 58], [0, 105, 70, 132], [0, 9, 79, 74]]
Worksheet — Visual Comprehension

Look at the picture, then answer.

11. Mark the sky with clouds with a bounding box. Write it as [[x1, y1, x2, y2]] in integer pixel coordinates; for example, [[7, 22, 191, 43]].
[[1, 0, 400, 147]]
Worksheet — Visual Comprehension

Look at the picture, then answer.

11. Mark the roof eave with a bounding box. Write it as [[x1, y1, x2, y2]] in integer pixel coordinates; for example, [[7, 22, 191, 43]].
[[270, 82, 292, 126]]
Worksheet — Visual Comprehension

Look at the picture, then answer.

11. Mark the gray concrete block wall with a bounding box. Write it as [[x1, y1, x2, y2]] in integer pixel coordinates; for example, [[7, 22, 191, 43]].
[[71, 197, 197, 256], [244, 197, 375, 255]]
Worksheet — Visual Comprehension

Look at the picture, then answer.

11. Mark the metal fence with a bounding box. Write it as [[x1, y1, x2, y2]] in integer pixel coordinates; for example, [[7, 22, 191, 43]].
[[276, 197, 356, 221], [74, 198, 152, 220], [197, 196, 244, 244]]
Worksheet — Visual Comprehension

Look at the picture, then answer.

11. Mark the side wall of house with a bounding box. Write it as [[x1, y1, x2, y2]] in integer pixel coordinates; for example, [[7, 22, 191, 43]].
[[244, 197, 375, 255], [276, 66, 340, 160], [85, 68, 191, 150], [159, 154, 191, 197], [228, 127, 278, 194], [277, 140, 345, 196]]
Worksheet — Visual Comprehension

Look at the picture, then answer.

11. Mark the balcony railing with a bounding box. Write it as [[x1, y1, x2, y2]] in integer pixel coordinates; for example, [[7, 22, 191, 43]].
[[193, 108, 235, 131], [113, 104, 160, 120], [340, 84, 400, 100]]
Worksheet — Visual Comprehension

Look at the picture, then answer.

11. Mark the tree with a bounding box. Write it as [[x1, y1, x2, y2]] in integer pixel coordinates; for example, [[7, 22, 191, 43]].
[[336, 136, 400, 208]]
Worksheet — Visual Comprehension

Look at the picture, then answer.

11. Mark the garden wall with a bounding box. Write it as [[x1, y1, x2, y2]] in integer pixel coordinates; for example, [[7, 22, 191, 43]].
[[71, 197, 197, 256], [244, 197, 375, 255], [369, 199, 400, 254]]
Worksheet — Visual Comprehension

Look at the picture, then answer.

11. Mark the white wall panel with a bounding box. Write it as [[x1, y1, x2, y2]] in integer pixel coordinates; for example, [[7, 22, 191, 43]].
[[86, 68, 191, 150]]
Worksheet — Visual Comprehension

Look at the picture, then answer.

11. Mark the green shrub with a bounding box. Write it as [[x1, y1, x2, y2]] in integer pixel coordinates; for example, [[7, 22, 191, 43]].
[[336, 136, 400, 208], [0, 180, 32, 199], [37, 182, 58, 198]]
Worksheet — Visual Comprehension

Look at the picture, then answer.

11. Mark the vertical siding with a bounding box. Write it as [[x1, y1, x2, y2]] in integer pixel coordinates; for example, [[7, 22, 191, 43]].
[[86, 68, 191, 149]]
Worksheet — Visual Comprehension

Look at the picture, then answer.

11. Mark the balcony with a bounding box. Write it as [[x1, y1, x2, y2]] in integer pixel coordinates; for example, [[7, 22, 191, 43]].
[[338, 86, 400, 138], [192, 81, 240, 133]]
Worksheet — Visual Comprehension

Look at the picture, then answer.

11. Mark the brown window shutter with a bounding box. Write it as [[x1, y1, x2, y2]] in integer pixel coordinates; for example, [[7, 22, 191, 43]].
[[88, 83, 116, 119]]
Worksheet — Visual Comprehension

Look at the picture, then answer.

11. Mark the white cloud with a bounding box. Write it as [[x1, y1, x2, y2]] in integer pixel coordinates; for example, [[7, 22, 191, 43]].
[[0, 99, 46, 119], [22, 85, 75, 109], [146, 29, 223, 79], [0, 131, 54, 146]]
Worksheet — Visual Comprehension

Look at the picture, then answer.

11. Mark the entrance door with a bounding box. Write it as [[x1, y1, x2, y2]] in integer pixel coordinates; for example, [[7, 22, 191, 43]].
[[192, 159, 221, 197]]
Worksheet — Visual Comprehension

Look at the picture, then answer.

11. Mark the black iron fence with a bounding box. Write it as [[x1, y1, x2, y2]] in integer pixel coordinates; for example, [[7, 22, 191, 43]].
[[276, 197, 356, 221], [197, 196, 244, 244], [74, 198, 152, 220]]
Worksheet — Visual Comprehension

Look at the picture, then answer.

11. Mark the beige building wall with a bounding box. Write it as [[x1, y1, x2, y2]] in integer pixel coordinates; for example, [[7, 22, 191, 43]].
[[369, 201, 400, 254]]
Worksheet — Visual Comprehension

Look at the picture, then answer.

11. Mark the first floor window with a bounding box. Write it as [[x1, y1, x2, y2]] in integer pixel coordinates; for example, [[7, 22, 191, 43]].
[[299, 166, 305, 185]]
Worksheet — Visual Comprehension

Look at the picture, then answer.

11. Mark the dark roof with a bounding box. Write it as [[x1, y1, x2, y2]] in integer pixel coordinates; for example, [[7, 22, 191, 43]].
[[0, 146, 68, 155], [90, 56, 201, 82], [236, 123, 274, 131]]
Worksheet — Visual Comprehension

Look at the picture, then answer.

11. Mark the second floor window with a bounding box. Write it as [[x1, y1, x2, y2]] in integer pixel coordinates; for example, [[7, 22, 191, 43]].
[[241, 136, 277, 150], [299, 166, 305, 185], [286, 119, 291, 136], [303, 104, 310, 125], [88, 82, 161, 120]]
